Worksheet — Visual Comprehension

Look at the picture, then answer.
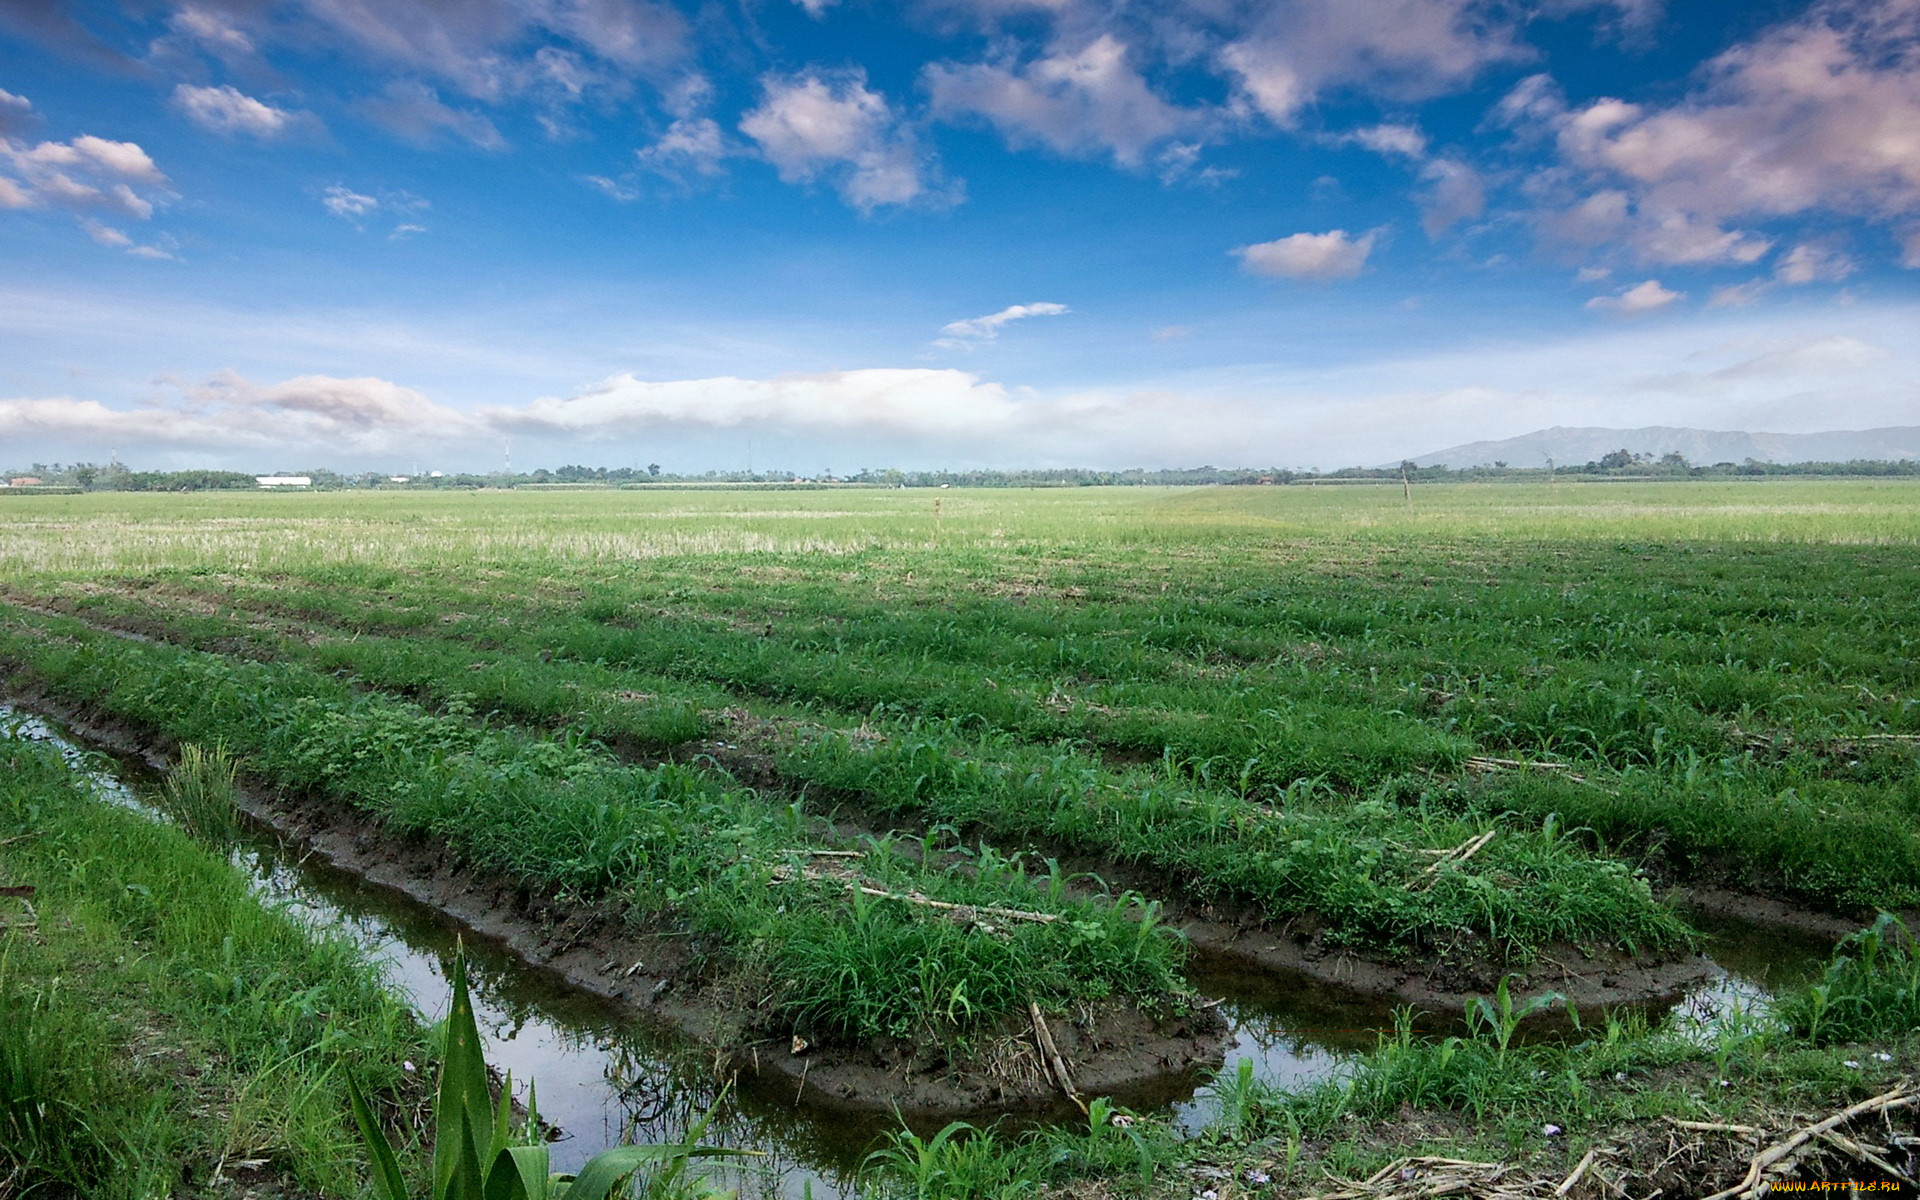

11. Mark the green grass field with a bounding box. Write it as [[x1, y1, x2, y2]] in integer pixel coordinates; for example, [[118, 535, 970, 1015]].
[[2, 477, 1917, 1196]]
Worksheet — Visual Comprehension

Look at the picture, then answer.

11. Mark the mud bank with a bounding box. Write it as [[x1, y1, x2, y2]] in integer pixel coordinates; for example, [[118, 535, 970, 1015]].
[[0, 599, 1767, 1016], [685, 724, 1724, 1015], [1, 683, 1227, 1118]]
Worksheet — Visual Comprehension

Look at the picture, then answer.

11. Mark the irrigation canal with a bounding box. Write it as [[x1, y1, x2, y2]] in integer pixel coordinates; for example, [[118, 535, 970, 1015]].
[[0, 704, 1836, 1199]]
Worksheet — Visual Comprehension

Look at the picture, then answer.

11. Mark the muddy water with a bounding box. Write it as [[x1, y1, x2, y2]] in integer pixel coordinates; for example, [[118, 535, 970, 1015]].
[[0, 705, 1838, 1196]]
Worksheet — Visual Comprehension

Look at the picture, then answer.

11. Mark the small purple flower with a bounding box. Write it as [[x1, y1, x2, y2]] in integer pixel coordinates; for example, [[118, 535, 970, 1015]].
[[1542, 1124, 1563, 1137], [1246, 1169, 1271, 1185]]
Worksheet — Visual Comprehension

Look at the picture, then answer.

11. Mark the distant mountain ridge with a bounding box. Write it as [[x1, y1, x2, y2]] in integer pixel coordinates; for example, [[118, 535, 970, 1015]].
[[1407, 425, 1920, 469]]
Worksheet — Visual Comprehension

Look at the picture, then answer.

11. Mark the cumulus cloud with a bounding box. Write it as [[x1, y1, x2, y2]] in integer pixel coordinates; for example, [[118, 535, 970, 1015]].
[[1416, 158, 1486, 236], [1709, 240, 1857, 306], [739, 71, 942, 211], [323, 185, 379, 220], [167, 6, 256, 57], [0, 89, 32, 137], [321, 184, 428, 235], [936, 301, 1070, 348], [1346, 123, 1428, 159], [1335, 121, 1482, 237], [1222, 0, 1528, 126], [7, 300, 1918, 472], [1513, 0, 1920, 267], [172, 84, 309, 138], [1708, 279, 1771, 308], [290, 0, 684, 102], [926, 35, 1201, 167], [1774, 242, 1857, 285], [0, 371, 482, 457], [1235, 229, 1377, 280], [636, 116, 727, 179], [1586, 278, 1681, 314], [0, 132, 170, 222], [363, 81, 506, 150]]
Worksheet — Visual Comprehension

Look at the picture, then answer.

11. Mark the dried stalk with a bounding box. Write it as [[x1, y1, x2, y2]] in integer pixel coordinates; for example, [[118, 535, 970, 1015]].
[[770, 864, 1060, 924], [1702, 1085, 1916, 1200], [1410, 830, 1496, 890], [1028, 1002, 1082, 1111]]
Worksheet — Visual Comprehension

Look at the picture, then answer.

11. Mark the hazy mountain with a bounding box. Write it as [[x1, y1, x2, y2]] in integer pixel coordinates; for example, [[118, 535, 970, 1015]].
[[1406, 425, 1920, 469]]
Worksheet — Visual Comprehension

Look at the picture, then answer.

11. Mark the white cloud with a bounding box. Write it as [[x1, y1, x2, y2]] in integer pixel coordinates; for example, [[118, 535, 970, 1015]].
[[1709, 280, 1771, 308], [322, 185, 380, 220], [293, 0, 685, 102], [172, 84, 305, 138], [936, 301, 1070, 348], [77, 218, 131, 248], [6, 301, 1919, 472], [1346, 123, 1427, 159], [925, 35, 1201, 167], [0, 133, 169, 223], [1774, 242, 1856, 285], [167, 7, 256, 57], [1708, 240, 1857, 306], [583, 174, 638, 200], [1222, 0, 1528, 126], [739, 71, 941, 211], [1515, 0, 1920, 267], [1335, 120, 1481, 239], [0, 89, 32, 137], [1586, 278, 1682, 314], [1417, 158, 1485, 237], [1235, 229, 1377, 280], [363, 81, 506, 150], [0, 371, 482, 457], [636, 116, 727, 179], [490, 368, 1018, 440], [321, 185, 428, 237], [1539, 186, 1773, 267]]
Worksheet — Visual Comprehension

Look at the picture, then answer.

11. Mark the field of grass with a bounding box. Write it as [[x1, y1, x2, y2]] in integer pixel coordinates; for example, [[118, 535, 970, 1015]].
[[0, 720, 429, 1197], [2, 477, 1917, 1194]]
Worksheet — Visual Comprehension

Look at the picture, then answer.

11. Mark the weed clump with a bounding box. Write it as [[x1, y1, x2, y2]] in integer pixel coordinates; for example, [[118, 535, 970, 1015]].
[[159, 742, 240, 843], [1778, 913, 1920, 1044]]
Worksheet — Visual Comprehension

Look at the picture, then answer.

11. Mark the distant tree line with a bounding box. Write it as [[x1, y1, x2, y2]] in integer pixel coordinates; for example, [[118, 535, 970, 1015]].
[[8, 454, 1918, 492]]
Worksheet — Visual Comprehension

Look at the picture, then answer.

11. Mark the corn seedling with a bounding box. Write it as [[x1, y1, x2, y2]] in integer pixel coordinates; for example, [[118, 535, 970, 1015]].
[[347, 950, 749, 1200]]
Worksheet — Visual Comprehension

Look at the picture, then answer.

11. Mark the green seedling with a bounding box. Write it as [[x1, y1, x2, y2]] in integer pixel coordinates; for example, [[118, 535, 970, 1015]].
[[347, 949, 750, 1200]]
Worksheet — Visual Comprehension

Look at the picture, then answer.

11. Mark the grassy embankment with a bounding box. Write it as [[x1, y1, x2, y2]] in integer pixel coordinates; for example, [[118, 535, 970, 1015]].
[[2, 480, 1917, 1195], [0, 613, 1189, 1052], [0, 722, 428, 1197], [6, 480, 1915, 951]]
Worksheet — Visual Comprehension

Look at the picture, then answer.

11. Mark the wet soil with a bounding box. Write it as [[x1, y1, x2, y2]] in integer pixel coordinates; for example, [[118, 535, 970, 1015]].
[[0, 679, 1228, 1118], [0, 594, 1860, 1016]]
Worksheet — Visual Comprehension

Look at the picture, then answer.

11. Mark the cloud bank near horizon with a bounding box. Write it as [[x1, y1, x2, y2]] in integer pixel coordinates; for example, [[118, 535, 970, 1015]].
[[6, 308, 1914, 473]]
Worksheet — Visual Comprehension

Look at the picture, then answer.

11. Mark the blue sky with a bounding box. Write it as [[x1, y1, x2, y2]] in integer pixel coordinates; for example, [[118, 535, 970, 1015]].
[[2, 0, 1916, 474]]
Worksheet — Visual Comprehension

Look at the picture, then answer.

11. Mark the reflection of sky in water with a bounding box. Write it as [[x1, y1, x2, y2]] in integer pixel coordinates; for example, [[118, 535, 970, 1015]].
[[2, 705, 1848, 1190], [1172, 999, 1348, 1133], [2, 707, 849, 1200]]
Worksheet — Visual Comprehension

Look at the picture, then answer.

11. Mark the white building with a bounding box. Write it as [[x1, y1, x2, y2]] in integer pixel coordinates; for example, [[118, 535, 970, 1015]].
[[256, 475, 312, 488]]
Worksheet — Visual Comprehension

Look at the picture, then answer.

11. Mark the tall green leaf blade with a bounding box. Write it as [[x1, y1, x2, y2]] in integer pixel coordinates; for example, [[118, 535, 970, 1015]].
[[483, 1144, 550, 1200], [435, 949, 498, 1199], [563, 1145, 752, 1200], [345, 1067, 410, 1200]]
